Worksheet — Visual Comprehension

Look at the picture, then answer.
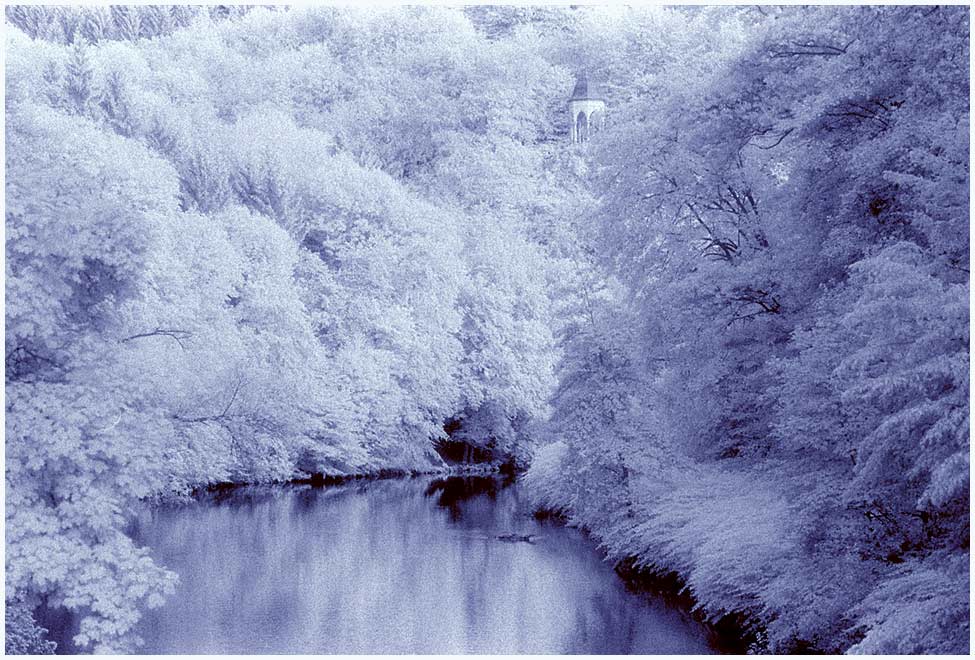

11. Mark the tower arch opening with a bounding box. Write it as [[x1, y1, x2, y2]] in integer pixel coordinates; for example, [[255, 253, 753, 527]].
[[576, 111, 588, 142]]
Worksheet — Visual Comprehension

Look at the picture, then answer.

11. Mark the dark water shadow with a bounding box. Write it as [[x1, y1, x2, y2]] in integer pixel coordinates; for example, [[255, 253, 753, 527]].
[[423, 475, 515, 520]]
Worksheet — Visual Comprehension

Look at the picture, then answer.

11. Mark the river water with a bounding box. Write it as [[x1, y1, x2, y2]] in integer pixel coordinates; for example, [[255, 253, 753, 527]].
[[49, 475, 715, 654]]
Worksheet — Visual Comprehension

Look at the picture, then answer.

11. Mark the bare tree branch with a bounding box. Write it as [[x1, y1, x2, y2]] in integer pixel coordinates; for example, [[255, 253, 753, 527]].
[[750, 127, 794, 149], [218, 376, 243, 418], [120, 329, 191, 349], [770, 38, 856, 58], [175, 376, 245, 424]]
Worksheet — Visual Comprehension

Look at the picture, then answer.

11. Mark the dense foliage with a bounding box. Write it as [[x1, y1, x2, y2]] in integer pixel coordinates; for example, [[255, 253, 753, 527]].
[[5, 5, 579, 651], [525, 4, 970, 654], [5, 4, 969, 655]]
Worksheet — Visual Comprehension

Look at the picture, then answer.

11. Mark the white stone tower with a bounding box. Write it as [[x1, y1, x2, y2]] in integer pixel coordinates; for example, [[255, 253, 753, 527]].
[[568, 72, 605, 143]]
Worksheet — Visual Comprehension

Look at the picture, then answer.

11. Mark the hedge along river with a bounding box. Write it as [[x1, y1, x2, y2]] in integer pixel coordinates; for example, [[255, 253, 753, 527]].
[[46, 475, 717, 654]]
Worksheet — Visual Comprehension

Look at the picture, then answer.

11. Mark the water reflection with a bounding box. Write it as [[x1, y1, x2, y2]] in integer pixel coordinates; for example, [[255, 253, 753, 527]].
[[424, 475, 510, 520], [51, 477, 714, 654]]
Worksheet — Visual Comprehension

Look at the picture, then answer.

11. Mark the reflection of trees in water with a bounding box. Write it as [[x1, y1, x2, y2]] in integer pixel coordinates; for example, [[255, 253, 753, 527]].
[[290, 482, 367, 515], [62, 477, 716, 654], [574, 589, 629, 652], [424, 476, 514, 521]]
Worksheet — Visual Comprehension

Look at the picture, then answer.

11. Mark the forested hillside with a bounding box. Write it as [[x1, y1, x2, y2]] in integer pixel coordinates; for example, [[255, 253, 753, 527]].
[[4, 4, 969, 655], [525, 4, 970, 654]]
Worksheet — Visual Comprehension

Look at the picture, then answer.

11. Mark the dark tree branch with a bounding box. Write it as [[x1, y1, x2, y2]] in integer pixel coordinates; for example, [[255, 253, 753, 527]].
[[686, 202, 738, 262], [175, 376, 245, 424], [751, 127, 794, 149], [6, 345, 68, 383], [219, 377, 243, 418], [770, 38, 856, 58], [121, 329, 191, 349], [726, 288, 782, 326]]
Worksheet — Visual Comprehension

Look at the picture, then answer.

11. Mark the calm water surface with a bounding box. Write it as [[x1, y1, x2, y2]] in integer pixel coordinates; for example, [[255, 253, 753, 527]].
[[54, 476, 715, 654]]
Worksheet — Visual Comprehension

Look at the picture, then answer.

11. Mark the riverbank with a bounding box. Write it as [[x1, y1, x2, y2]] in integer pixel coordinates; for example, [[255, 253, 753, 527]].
[[188, 460, 507, 498], [529, 504, 759, 654], [612, 558, 758, 654], [520, 442, 969, 655], [522, 446, 830, 654]]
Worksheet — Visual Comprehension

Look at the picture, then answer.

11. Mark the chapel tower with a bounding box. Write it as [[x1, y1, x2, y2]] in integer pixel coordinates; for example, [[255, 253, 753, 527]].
[[568, 72, 606, 143]]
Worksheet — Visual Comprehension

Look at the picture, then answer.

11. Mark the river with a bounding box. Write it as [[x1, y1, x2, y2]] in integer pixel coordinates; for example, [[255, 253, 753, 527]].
[[46, 475, 715, 654]]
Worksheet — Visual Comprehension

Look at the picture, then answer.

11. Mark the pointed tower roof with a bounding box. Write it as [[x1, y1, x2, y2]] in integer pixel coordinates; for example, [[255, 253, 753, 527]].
[[569, 72, 603, 102]]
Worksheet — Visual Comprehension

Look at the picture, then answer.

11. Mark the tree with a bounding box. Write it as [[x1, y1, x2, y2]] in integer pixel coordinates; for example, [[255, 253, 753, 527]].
[[110, 6, 141, 42], [64, 38, 94, 115]]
